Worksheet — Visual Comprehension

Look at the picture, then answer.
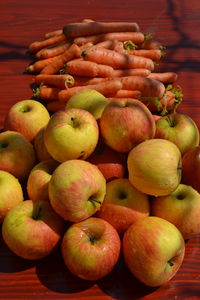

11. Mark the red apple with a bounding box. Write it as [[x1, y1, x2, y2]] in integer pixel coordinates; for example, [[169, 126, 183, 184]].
[[123, 216, 185, 287], [0, 131, 36, 181], [99, 98, 156, 153], [181, 146, 200, 193], [87, 141, 127, 182], [2, 200, 65, 260], [4, 99, 50, 142], [61, 217, 121, 280], [96, 178, 150, 234], [34, 127, 52, 162], [48, 159, 106, 222]]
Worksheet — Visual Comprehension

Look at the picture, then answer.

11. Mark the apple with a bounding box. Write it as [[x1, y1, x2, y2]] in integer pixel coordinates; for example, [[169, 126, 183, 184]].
[[4, 99, 50, 142], [34, 127, 52, 162], [0, 130, 36, 181], [127, 139, 182, 196], [66, 89, 109, 119], [155, 113, 199, 154], [27, 159, 59, 202], [151, 184, 200, 239], [99, 98, 156, 152], [0, 170, 24, 222], [181, 146, 200, 193], [61, 217, 121, 280], [48, 159, 106, 222], [44, 108, 99, 162], [96, 178, 150, 235], [2, 200, 65, 260], [87, 140, 127, 182], [123, 216, 185, 287]]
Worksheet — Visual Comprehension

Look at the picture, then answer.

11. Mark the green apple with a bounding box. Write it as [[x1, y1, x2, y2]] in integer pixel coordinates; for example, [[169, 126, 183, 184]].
[[4, 99, 50, 142], [96, 178, 150, 234], [155, 113, 199, 155], [27, 159, 59, 202], [66, 89, 109, 119], [127, 139, 182, 196], [44, 108, 99, 162], [0, 170, 23, 222], [61, 217, 121, 280], [2, 200, 65, 260], [48, 159, 106, 222], [123, 216, 185, 287], [99, 98, 156, 153], [0, 131, 36, 181], [151, 184, 200, 239]]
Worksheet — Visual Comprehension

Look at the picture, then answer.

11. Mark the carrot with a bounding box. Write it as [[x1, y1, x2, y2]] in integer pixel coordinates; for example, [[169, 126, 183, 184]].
[[112, 68, 151, 77], [81, 19, 95, 23], [128, 49, 162, 61], [140, 38, 163, 50], [147, 72, 178, 83], [83, 47, 154, 70], [110, 89, 142, 98], [40, 43, 81, 75], [34, 86, 60, 101], [28, 34, 67, 53], [143, 90, 175, 113], [66, 59, 114, 77], [45, 29, 63, 39], [63, 21, 140, 38], [72, 76, 106, 86], [46, 101, 66, 112], [35, 74, 75, 89], [74, 32, 144, 46], [35, 41, 72, 59], [25, 57, 56, 73], [91, 39, 121, 50], [58, 79, 123, 101]]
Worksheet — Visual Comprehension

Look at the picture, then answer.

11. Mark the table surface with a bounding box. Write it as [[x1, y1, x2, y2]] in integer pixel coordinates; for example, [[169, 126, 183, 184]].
[[0, 0, 200, 299]]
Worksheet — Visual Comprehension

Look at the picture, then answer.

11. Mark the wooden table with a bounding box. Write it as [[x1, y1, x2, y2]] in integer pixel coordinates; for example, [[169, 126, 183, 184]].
[[0, 0, 200, 299]]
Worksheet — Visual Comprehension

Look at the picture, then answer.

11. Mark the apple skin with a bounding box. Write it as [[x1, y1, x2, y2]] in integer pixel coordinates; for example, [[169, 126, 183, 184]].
[[87, 141, 127, 182], [127, 139, 182, 196], [0, 170, 24, 222], [0, 131, 36, 181], [99, 98, 156, 153], [61, 217, 121, 281], [4, 99, 50, 142], [66, 89, 109, 120], [2, 200, 66, 260], [155, 113, 200, 155], [44, 108, 99, 162], [27, 159, 59, 202], [96, 178, 150, 235], [151, 184, 200, 240], [34, 127, 52, 162], [123, 216, 185, 287], [48, 159, 106, 222], [181, 146, 200, 193]]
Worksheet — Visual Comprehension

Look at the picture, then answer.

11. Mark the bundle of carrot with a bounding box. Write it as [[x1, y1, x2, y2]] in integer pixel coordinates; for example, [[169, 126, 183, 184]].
[[26, 19, 183, 114]]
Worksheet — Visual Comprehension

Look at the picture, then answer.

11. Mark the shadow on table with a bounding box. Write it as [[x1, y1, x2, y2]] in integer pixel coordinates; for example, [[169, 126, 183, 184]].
[[0, 40, 30, 62]]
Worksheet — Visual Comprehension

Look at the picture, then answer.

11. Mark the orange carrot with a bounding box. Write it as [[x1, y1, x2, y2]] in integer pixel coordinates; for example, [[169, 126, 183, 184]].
[[63, 21, 140, 38], [35, 74, 75, 89], [112, 68, 151, 77], [110, 89, 142, 98], [74, 32, 144, 45], [72, 76, 106, 86], [66, 59, 114, 77], [35, 42, 72, 59], [83, 47, 154, 70], [46, 101, 66, 112], [34, 86, 60, 101], [143, 90, 175, 113], [58, 79, 123, 101], [45, 29, 63, 39], [28, 34, 67, 53], [25, 57, 56, 73], [81, 19, 95, 23], [147, 72, 178, 83], [140, 38, 162, 50], [128, 49, 162, 61], [40, 43, 81, 75]]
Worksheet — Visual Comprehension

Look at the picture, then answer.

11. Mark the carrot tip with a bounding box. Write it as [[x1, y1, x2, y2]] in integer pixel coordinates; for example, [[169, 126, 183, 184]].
[[33, 87, 40, 98], [25, 65, 34, 73]]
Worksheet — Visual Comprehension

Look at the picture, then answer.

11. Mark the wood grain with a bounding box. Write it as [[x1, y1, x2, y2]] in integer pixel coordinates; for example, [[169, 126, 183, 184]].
[[0, 0, 200, 299]]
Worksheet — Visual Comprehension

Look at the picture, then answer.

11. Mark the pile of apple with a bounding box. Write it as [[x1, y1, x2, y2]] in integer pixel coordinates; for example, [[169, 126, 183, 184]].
[[0, 85, 200, 288]]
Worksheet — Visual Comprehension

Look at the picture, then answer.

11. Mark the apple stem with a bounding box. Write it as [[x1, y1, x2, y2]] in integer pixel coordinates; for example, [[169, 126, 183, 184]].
[[32, 205, 42, 220]]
